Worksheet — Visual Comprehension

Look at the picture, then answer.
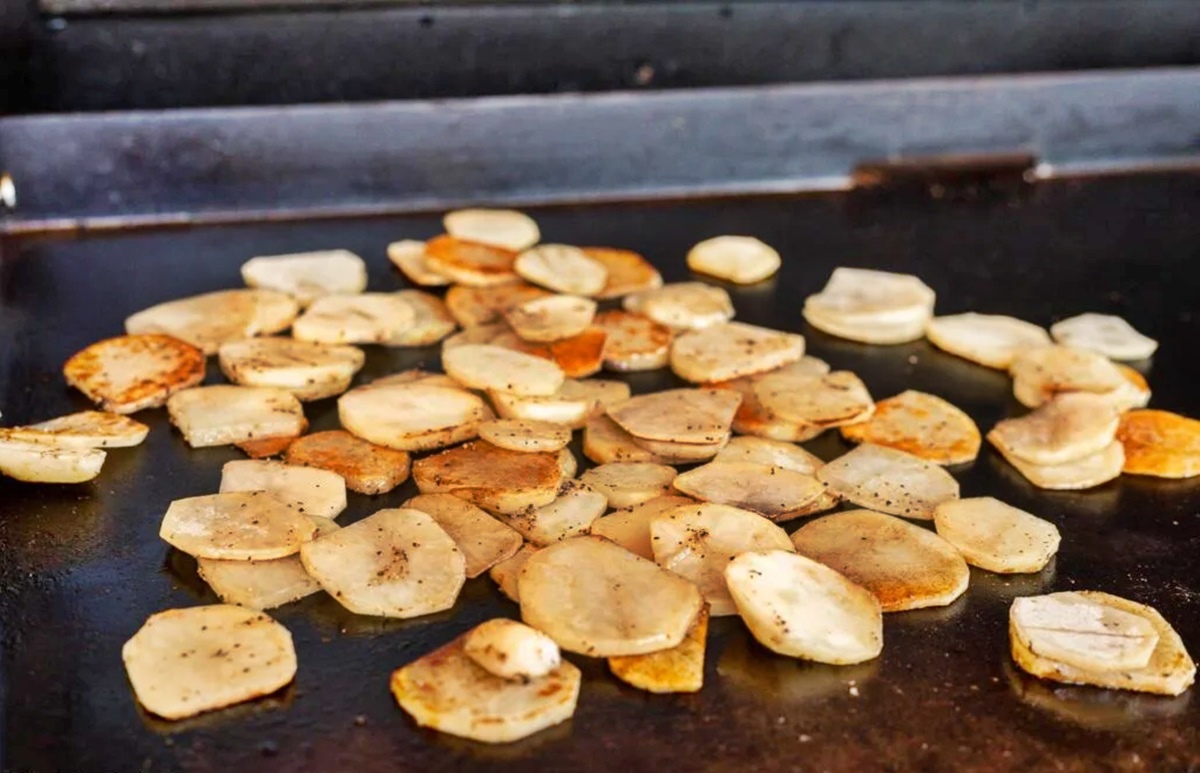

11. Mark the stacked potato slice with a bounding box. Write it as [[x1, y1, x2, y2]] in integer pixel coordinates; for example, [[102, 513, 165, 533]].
[[988, 393, 1125, 489]]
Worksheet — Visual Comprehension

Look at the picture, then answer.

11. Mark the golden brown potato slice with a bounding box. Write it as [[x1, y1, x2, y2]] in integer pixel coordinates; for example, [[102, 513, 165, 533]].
[[338, 382, 485, 452], [125, 289, 299, 354], [477, 419, 572, 453], [284, 430, 411, 495], [726, 550, 882, 663], [505, 295, 597, 343], [444, 344, 565, 397], [589, 495, 696, 560], [609, 606, 708, 693], [712, 435, 824, 474], [583, 247, 663, 299], [514, 244, 608, 296], [670, 321, 805, 384], [445, 284, 551, 328], [933, 497, 1060, 574], [754, 370, 874, 431], [218, 337, 364, 401], [687, 235, 781, 284], [995, 440, 1125, 490], [1050, 313, 1158, 360], [412, 440, 564, 515], [500, 480, 608, 546], [64, 333, 206, 414], [423, 234, 520, 286], [581, 462, 677, 508], [492, 327, 609, 379], [926, 313, 1052, 370], [403, 493, 523, 578], [387, 239, 451, 287], [712, 374, 825, 442], [1011, 592, 1159, 672], [1117, 409, 1200, 479], [5, 411, 148, 449], [160, 491, 317, 560], [630, 434, 728, 464], [583, 414, 668, 464], [219, 459, 347, 519], [623, 282, 734, 331], [122, 605, 297, 720], [817, 444, 959, 519], [672, 461, 825, 522], [391, 634, 580, 744], [988, 393, 1119, 466], [167, 386, 305, 448], [490, 544, 539, 602], [241, 249, 367, 305], [519, 535, 703, 656], [444, 208, 541, 252], [592, 309, 672, 371], [236, 432, 301, 459], [291, 293, 416, 345], [0, 438, 106, 483], [387, 290, 458, 347], [802, 267, 935, 344], [840, 390, 980, 465], [1009, 345, 1132, 409], [607, 388, 741, 445], [464, 618, 561, 681]]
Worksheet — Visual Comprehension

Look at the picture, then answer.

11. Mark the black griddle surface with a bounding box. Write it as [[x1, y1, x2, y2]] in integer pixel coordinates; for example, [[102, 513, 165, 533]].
[[2, 172, 1199, 772]]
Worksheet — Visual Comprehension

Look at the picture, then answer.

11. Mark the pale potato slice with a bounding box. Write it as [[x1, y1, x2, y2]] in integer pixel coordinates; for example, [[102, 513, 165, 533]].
[[609, 606, 708, 693], [726, 550, 882, 664], [1113, 364, 1152, 411], [490, 544, 539, 602], [995, 439, 1124, 490], [160, 491, 316, 560], [444, 344, 564, 397], [300, 507, 464, 617], [791, 510, 969, 611], [670, 322, 805, 383], [505, 295, 596, 342], [840, 390, 980, 465], [804, 305, 930, 345], [1011, 593, 1159, 672], [491, 377, 627, 428], [338, 382, 485, 452], [218, 337, 365, 401], [122, 605, 296, 720], [933, 497, 1060, 574], [424, 234, 520, 286], [387, 290, 458, 347], [623, 282, 734, 331], [64, 333, 206, 414], [241, 249, 368, 305], [583, 414, 668, 464], [592, 310, 672, 371], [1117, 409, 1200, 479], [125, 289, 299, 354], [816, 444, 959, 519], [713, 435, 824, 474], [291, 293, 416, 345], [445, 284, 551, 328], [220, 459, 347, 519], [1009, 345, 1130, 409], [464, 618, 561, 681], [714, 375, 824, 442], [412, 441, 564, 515], [581, 462, 677, 508], [687, 235, 781, 284], [630, 434, 728, 464], [5, 411, 148, 449], [583, 247, 663, 299], [519, 535, 703, 656], [1051, 313, 1158, 360], [754, 370, 874, 431], [387, 239, 451, 287], [391, 634, 580, 744], [284, 430, 411, 495], [607, 388, 740, 444], [804, 267, 936, 324], [988, 393, 1119, 466], [500, 480, 608, 546], [403, 493, 523, 578], [672, 461, 825, 522], [589, 495, 696, 560], [478, 419, 572, 453], [251, 290, 303, 336], [444, 208, 541, 251], [514, 244, 608, 296], [0, 437, 106, 483], [167, 385, 305, 448], [926, 313, 1052, 370], [491, 327, 609, 379]]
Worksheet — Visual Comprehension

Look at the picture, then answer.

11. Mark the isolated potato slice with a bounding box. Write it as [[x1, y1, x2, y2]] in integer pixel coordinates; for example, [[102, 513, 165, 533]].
[[492, 327, 609, 379], [160, 492, 316, 560], [805, 267, 935, 323], [519, 535, 703, 656], [933, 497, 1060, 574], [464, 618, 561, 681], [670, 322, 805, 383], [387, 239, 451, 287], [592, 310, 672, 371], [514, 244, 608, 296], [291, 293, 416, 345], [64, 333, 206, 414], [609, 606, 708, 694], [623, 282, 734, 330], [726, 550, 883, 664], [804, 305, 930, 345], [0, 437, 106, 483], [1050, 313, 1158, 361], [608, 388, 741, 444], [387, 290, 458, 347], [817, 444, 959, 519], [1117, 409, 1200, 479], [792, 509, 969, 612], [220, 460, 347, 519], [687, 235, 781, 284], [672, 461, 825, 521], [581, 462, 677, 508], [988, 393, 1119, 466], [167, 385, 305, 448], [445, 284, 551, 328], [583, 247, 663, 299], [505, 295, 597, 342], [995, 439, 1125, 490], [338, 382, 485, 452], [589, 495, 696, 560], [840, 390, 980, 465], [284, 430, 410, 495], [218, 337, 365, 401], [391, 634, 580, 744], [403, 493, 523, 578], [444, 344, 565, 397], [754, 370, 874, 430], [1011, 593, 1159, 673], [478, 419, 572, 453], [630, 434, 728, 464], [4, 411, 148, 448], [926, 313, 1052, 370], [583, 414, 667, 464], [713, 436, 824, 474], [501, 480, 608, 546], [122, 605, 296, 720], [424, 234, 520, 286], [490, 544, 539, 602], [241, 249, 368, 305], [1009, 345, 1130, 409], [125, 289, 298, 354], [444, 208, 541, 251], [413, 441, 564, 515]]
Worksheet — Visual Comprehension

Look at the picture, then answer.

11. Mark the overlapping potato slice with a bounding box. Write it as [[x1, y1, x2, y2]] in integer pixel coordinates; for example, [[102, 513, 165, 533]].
[[592, 310, 672, 371], [218, 337, 364, 401], [241, 249, 367, 305], [791, 509, 969, 611], [623, 282, 734, 330], [589, 495, 695, 560], [444, 344, 565, 397], [492, 327, 609, 379], [713, 435, 824, 474], [753, 370, 874, 432], [630, 434, 728, 464], [490, 544, 539, 602], [404, 493, 524, 578], [126, 289, 299, 354], [687, 235, 781, 284], [0, 438, 106, 483], [492, 378, 628, 428], [501, 480, 607, 546], [583, 414, 668, 464], [726, 550, 883, 664], [581, 462, 677, 508], [583, 247, 663, 299], [444, 208, 541, 252], [339, 382, 485, 451], [4, 411, 148, 448], [441, 322, 509, 352], [514, 244, 608, 296], [391, 633, 580, 744], [607, 388, 741, 445], [926, 313, 1052, 370], [802, 267, 936, 345], [840, 390, 980, 465], [518, 535, 703, 656], [933, 497, 1060, 574], [300, 507, 465, 617], [505, 295, 596, 342], [1011, 593, 1159, 673], [412, 440, 564, 515], [387, 239, 451, 287], [387, 291, 458, 347], [464, 618, 561, 681], [995, 440, 1125, 490], [291, 293, 416, 345], [1050, 313, 1158, 361], [64, 333, 206, 414], [122, 605, 297, 720], [167, 385, 305, 448], [1009, 345, 1133, 409], [672, 461, 826, 521], [284, 430, 411, 494], [160, 491, 317, 560], [1117, 409, 1200, 479], [360, 369, 463, 391], [445, 284, 551, 328], [988, 393, 1119, 466], [236, 431, 302, 459], [220, 459, 347, 519], [1115, 365, 1152, 410], [714, 379, 824, 442], [424, 234, 520, 286], [817, 444, 959, 519], [670, 322, 804, 383], [609, 606, 709, 694], [478, 419, 572, 453]]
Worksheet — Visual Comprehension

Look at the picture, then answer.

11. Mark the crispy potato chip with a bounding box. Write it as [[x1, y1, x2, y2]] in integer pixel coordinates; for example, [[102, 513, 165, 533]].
[[505, 295, 596, 342], [630, 434, 728, 464], [608, 388, 740, 444], [387, 239, 452, 287], [492, 327, 608, 379], [167, 385, 305, 448], [933, 497, 1060, 574], [0, 438, 106, 483], [490, 544, 539, 602], [391, 634, 580, 744], [413, 440, 564, 515], [988, 393, 1119, 466], [285, 430, 410, 494], [670, 321, 805, 384], [122, 605, 296, 720], [236, 432, 301, 459], [790, 509, 969, 612], [464, 618, 561, 681], [519, 535, 703, 656], [672, 461, 825, 521], [478, 419, 572, 452], [444, 344, 565, 397], [1009, 345, 1131, 409], [754, 370, 874, 430], [713, 435, 824, 474], [583, 414, 668, 464], [817, 444, 959, 519], [995, 439, 1124, 490], [840, 390, 980, 465], [581, 462, 677, 508], [726, 550, 882, 664], [589, 495, 695, 560], [445, 284, 551, 328], [1051, 313, 1158, 361], [64, 333, 206, 414], [1011, 593, 1159, 672], [926, 313, 1052, 370], [241, 249, 367, 305], [623, 282, 734, 331], [583, 247, 663, 299], [591, 310, 672, 371], [444, 208, 541, 252], [339, 382, 485, 451], [514, 244, 608, 296], [424, 234, 520, 286], [291, 293, 416, 345], [687, 235, 781, 284], [218, 337, 364, 401], [500, 480, 607, 546], [387, 290, 458, 347], [160, 491, 316, 560], [609, 606, 708, 693], [1117, 409, 1200, 479], [5, 411, 148, 449], [220, 459, 347, 519], [403, 493, 523, 578]]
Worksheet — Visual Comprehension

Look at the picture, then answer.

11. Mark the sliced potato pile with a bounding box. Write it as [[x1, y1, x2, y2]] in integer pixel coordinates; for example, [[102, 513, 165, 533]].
[[386, 290, 458, 347], [624, 282, 734, 330], [687, 235, 781, 285], [580, 462, 677, 508], [1009, 345, 1141, 410], [501, 480, 607, 546], [412, 440, 564, 515], [672, 461, 827, 521], [803, 267, 935, 344], [841, 390, 980, 465], [167, 386, 305, 448], [592, 310, 673, 371], [338, 381, 485, 452], [753, 370, 874, 435], [609, 606, 709, 694], [404, 493, 523, 578], [291, 293, 416, 345], [713, 435, 824, 474], [444, 344, 564, 397], [0, 438, 106, 483], [988, 393, 1119, 466], [423, 235, 520, 286], [443, 208, 541, 251], [670, 322, 804, 384], [926, 312, 1051, 369], [464, 618, 561, 681], [583, 414, 667, 465], [1050, 313, 1158, 361], [514, 244, 608, 296], [64, 333, 206, 414], [218, 337, 364, 401], [589, 494, 695, 561], [489, 544, 539, 603], [933, 497, 1060, 574], [583, 247, 663, 299], [220, 459, 347, 519], [492, 327, 609, 379], [996, 440, 1125, 490], [126, 289, 298, 354], [387, 239, 451, 287], [479, 418, 572, 452], [817, 443, 959, 519], [240, 249, 368, 305], [505, 295, 596, 342], [5, 411, 148, 448], [444, 284, 550, 328], [607, 388, 741, 445], [122, 604, 297, 720], [160, 491, 317, 560], [284, 430, 411, 495], [1117, 409, 1200, 479]]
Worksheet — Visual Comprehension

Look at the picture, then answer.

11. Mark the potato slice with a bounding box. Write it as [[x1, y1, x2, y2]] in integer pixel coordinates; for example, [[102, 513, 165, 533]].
[[805, 305, 929, 345], [444, 208, 541, 251], [583, 414, 667, 464], [840, 390, 980, 465], [284, 430, 410, 495], [712, 366, 832, 443], [623, 282, 734, 330], [445, 284, 551, 328], [403, 493, 523, 578], [519, 535, 703, 656], [671, 322, 805, 384], [609, 606, 708, 693], [687, 235, 781, 284], [64, 333, 206, 414], [505, 295, 596, 343], [591, 310, 672, 371], [492, 327, 609, 379], [583, 247, 663, 299], [988, 393, 1119, 466], [589, 495, 695, 560], [1009, 345, 1131, 409], [1011, 592, 1159, 673], [423, 234, 520, 286], [490, 544, 539, 602], [338, 382, 485, 452], [220, 459, 347, 519], [464, 618, 561, 681], [672, 461, 825, 522], [160, 491, 316, 560], [492, 378, 624, 428], [1114, 364, 1152, 410], [580, 462, 677, 508], [630, 434, 728, 464], [444, 344, 564, 397], [726, 550, 882, 664], [1117, 409, 1200, 479], [391, 634, 580, 744], [412, 440, 563, 515], [713, 435, 824, 474], [300, 507, 464, 617], [791, 510, 969, 611], [5, 411, 148, 449], [218, 337, 364, 401], [478, 419, 572, 453], [291, 293, 416, 345], [995, 439, 1125, 490], [235, 424, 305, 459], [804, 267, 936, 324], [441, 322, 510, 352], [167, 385, 305, 448], [241, 249, 367, 305], [933, 497, 1060, 574], [926, 313, 1052, 370], [500, 480, 607, 546], [754, 370, 874, 431], [359, 369, 463, 391], [817, 444, 959, 519], [0, 437, 106, 483], [125, 289, 299, 354], [122, 605, 296, 720], [387, 239, 451, 287], [387, 290, 458, 347], [607, 388, 740, 444], [1050, 313, 1158, 361], [514, 244, 608, 296]]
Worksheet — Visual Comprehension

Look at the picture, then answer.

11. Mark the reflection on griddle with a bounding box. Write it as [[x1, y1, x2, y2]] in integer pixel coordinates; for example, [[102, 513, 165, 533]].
[[426, 718, 575, 762], [885, 593, 969, 627], [716, 630, 879, 703], [162, 546, 218, 601], [135, 682, 297, 735], [968, 561, 1056, 601]]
